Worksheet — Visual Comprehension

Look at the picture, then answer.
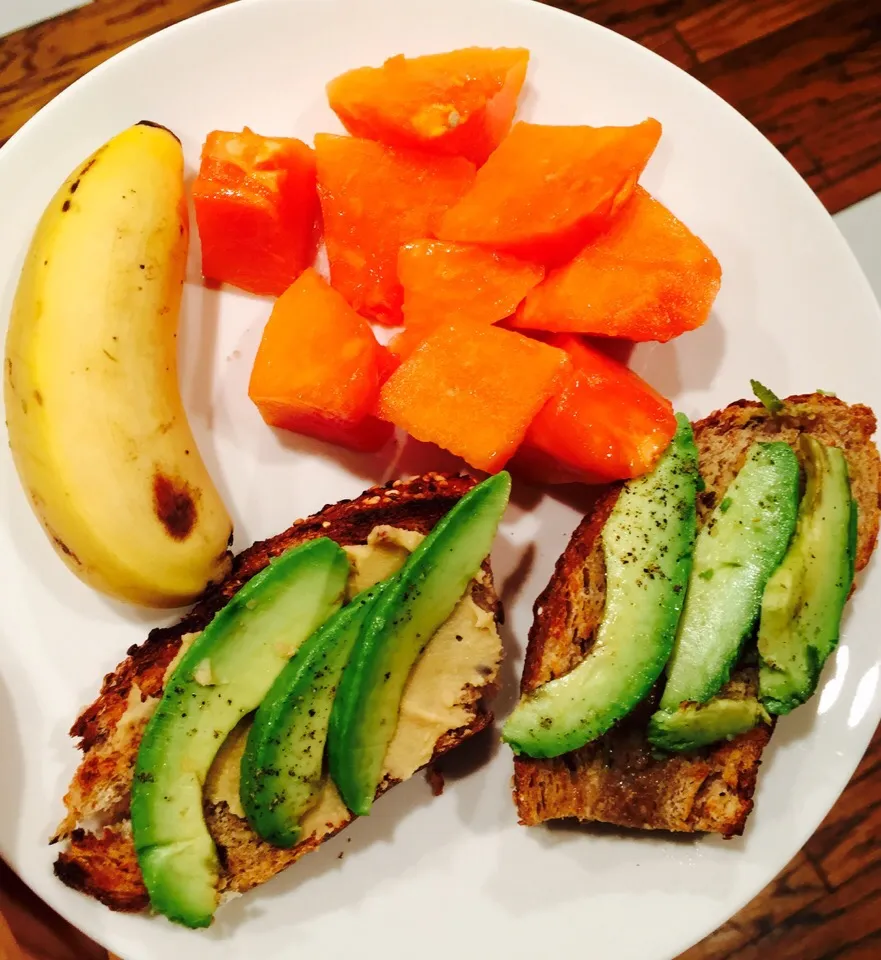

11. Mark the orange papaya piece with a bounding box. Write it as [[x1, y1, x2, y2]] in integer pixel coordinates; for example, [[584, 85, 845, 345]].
[[377, 323, 570, 472], [315, 135, 475, 325], [515, 187, 721, 342], [398, 239, 544, 336], [437, 119, 662, 263], [387, 325, 429, 362], [326, 47, 529, 165], [519, 334, 676, 483], [193, 127, 318, 296], [248, 269, 393, 452]]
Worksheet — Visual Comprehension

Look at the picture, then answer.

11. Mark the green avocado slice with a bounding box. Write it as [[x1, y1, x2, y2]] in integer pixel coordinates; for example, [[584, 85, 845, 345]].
[[649, 441, 799, 750], [502, 415, 699, 759], [758, 435, 857, 714], [647, 696, 770, 752], [328, 472, 510, 816], [241, 579, 392, 847]]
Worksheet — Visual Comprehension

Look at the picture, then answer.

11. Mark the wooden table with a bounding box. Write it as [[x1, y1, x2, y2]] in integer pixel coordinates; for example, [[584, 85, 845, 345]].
[[1, 2, 880, 958]]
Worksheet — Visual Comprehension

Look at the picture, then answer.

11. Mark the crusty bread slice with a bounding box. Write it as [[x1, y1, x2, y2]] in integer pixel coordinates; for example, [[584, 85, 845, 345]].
[[513, 394, 881, 837], [53, 473, 503, 913]]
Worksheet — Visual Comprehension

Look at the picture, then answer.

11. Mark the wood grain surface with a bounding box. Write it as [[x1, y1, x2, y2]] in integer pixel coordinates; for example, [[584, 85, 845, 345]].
[[1, 1, 880, 959]]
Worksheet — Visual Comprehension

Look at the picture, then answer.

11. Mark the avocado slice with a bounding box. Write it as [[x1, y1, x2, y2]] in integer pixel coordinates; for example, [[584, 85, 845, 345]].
[[758, 436, 857, 714], [647, 697, 770, 751], [502, 414, 700, 759], [649, 442, 799, 750], [327, 472, 511, 816], [241, 579, 391, 847], [131, 538, 349, 928]]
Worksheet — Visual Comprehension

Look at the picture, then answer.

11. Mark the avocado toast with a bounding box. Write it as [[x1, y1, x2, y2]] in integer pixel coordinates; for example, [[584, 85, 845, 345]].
[[509, 393, 881, 836], [52, 473, 506, 918]]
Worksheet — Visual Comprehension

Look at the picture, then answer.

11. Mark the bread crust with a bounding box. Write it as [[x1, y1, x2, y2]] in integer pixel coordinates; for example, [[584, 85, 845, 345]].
[[54, 473, 502, 912], [513, 393, 881, 836]]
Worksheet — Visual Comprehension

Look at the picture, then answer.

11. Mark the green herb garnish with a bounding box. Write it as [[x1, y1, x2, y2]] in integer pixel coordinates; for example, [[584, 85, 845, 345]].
[[750, 379, 784, 414]]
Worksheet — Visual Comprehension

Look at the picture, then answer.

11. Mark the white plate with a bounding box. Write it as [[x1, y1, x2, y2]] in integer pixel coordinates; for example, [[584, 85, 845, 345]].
[[1, 1, 879, 958]]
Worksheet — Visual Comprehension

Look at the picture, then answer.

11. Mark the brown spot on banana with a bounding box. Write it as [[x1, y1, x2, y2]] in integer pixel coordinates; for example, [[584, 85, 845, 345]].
[[136, 120, 181, 144], [47, 529, 82, 566], [153, 473, 197, 540]]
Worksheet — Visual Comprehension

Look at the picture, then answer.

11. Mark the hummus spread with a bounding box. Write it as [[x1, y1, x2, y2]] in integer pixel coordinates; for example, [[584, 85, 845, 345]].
[[204, 524, 502, 833]]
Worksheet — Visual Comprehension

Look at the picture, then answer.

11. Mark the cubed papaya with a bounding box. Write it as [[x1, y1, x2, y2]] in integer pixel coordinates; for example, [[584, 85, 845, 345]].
[[437, 119, 662, 264], [387, 325, 429, 362], [315, 134, 475, 325], [248, 268, 393, 452], [514, 186, 721, 341], [377, 323, 570, 472], [518, 334, 676, 483], [193, 127, 319, 296], [398, 239, 544, 335], [326, 47, 529, 166]]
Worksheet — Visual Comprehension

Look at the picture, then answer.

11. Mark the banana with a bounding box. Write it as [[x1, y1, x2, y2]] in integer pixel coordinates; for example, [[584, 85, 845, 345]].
[[4, 122, 233, 608]]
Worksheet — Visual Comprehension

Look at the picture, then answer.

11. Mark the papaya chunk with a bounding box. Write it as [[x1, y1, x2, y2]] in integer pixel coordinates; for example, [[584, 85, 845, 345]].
[[399, 239, 544, 332], [193, 128, 318, 296], [377, 323, 570, 472], [387, 325, 429, 362], [315, 135, 475, 325], [515, 187, 722, 341], [518, 334, 676, 483], [326, 47, 530, 165], [248, 268, 393, 452], [437, 119, 662, 263]]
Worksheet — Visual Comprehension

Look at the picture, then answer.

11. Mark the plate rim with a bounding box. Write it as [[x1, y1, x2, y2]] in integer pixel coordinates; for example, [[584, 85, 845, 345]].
[[1, 1, 880, 958]]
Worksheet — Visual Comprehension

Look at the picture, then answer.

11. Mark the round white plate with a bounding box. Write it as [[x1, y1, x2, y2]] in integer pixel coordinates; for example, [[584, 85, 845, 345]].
[[1, 1, 879, 958]]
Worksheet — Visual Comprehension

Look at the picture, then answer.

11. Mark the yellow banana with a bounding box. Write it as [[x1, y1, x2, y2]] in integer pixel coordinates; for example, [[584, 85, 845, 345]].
[[5, 122, 233, 607]]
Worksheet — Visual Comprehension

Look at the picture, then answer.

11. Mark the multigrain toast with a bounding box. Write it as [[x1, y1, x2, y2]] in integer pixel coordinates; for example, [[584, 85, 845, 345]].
[[513, 394, 881, 836], [53, 473, 503, 912]]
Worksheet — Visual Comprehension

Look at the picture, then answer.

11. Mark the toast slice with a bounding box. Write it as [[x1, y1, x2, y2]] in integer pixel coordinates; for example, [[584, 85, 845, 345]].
[[53, 473, 503, 913], [513, 393, 881, 837]]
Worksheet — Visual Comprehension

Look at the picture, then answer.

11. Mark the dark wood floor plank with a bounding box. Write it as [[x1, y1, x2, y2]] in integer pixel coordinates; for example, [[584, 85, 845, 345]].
[[833, 937, 881, 960], [0, 0, 233, 145], [691, 0, 881, 210], [0, 860, 105, 960], [677, 852, 830, 960], [678, 0, 832, 64], [803, 729, 881, 890], [698, 862, 881, 960], [780, 140, 830, 194], [771, 862, 881, 960], [636, 25, 698, 71], [545, 0, 708, 45], [693, 1, 876, 143], [817, 162, 881, 212]]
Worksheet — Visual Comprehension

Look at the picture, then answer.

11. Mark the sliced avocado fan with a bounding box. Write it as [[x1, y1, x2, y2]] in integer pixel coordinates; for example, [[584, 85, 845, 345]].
[[131, 538, 349, 928], [649, 442, 799, 752]]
